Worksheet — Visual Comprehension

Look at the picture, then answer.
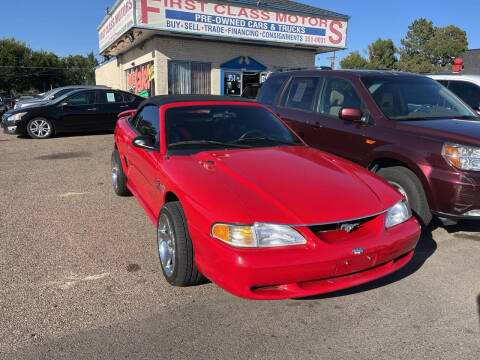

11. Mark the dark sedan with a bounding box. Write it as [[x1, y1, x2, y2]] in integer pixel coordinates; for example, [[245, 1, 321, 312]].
[[2, 88, 144, 139]]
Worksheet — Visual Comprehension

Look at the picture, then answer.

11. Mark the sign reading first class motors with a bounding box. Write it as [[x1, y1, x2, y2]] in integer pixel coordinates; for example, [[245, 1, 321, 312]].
[[138, 0, 348, 48], [99, 0, 134, 51], [98, 0, 348, 51]]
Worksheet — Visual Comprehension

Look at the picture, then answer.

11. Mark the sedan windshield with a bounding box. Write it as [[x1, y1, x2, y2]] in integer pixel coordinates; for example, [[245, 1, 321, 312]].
[[165, 105, 303, 153], [361, 76, 478, 121]]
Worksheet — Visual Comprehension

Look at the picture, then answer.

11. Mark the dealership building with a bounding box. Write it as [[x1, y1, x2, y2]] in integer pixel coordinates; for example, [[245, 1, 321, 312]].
[[95, 0, 349, 97]]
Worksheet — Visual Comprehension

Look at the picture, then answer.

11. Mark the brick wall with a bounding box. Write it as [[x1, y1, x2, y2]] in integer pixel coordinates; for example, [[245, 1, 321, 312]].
[[96, 35, 317, 95]]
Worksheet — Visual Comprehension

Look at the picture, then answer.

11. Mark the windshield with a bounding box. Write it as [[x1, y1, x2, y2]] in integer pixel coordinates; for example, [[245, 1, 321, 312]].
[[39, 88, 59, 100], [49, 90, 82, 105], [361, 76, 478, 121], [165, 105, 303, 154]]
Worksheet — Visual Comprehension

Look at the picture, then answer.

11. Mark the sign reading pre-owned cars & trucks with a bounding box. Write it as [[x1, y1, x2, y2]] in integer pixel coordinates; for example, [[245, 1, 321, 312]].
[[98, 0, 348, 51]]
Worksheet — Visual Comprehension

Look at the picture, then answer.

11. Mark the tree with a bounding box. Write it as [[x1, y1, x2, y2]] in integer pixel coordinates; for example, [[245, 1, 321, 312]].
[[396, 19, 468, 73], [340, 51, 369, 69], [427, 25, 468, 67], [368, 38, 397, 69], [0, 37, 99, 93], [0, 38, 32, 92], [396, 18, 435, 72]]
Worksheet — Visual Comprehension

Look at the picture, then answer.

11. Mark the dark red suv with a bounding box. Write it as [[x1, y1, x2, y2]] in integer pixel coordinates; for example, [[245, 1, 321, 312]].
[[257, 70, 480, 225]]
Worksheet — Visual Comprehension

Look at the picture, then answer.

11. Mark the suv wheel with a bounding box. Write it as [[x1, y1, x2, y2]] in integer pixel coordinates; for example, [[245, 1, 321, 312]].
[[157, 201, 205, 286], [27, 118, 53, 139], [377, 166, 432, 226]]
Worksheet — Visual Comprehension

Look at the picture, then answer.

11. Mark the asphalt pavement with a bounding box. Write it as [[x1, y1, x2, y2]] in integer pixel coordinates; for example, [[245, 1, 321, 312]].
[[0, 130, 479, 359]]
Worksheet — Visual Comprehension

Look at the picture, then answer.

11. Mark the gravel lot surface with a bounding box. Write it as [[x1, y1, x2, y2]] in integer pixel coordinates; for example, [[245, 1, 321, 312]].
[[0, 130, 479, 359]]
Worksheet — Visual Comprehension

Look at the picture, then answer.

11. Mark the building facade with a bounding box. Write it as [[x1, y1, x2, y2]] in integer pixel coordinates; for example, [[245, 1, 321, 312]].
[[95, 0, 349, 97]]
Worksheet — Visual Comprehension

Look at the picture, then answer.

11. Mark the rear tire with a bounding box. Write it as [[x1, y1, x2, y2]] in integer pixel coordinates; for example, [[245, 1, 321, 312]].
[[27, 117, 53, 139], [157, 201, 205, 286], [111, 150, 131, 196], [377, 166, 432, 226]]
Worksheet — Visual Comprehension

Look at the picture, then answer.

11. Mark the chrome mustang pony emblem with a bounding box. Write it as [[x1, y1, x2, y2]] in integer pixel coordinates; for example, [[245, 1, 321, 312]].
[[351, 247, 365, 255], [340, 222, 360, 233]]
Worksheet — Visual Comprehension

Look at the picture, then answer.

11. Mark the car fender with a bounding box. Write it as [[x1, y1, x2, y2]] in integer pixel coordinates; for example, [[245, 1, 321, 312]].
[[365, 145, 437, 209]]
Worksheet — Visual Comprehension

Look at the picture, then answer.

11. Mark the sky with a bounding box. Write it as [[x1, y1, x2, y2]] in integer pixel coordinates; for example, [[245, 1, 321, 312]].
[[1, 0, 479, 68]]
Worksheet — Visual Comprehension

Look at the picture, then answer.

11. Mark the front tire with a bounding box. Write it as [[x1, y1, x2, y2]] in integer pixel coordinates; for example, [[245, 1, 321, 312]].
[[27, 117, 53, 139], [111, 150, 131, 196], [157, 201, 204, 286], [377, 166, 432, 226]]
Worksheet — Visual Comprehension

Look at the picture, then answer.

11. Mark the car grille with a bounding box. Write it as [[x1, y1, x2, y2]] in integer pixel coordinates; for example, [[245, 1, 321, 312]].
[[308, 214, 383, 243]]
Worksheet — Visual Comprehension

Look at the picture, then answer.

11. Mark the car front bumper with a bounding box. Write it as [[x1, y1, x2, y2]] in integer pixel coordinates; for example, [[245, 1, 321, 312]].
[[1, 116, 25, 135], [191, 217, 420, 300], [429, 167, 480, 219]]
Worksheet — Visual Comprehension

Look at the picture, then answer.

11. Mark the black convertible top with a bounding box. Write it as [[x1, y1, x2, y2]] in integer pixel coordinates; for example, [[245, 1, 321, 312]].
[[140, 95, 255, 108]]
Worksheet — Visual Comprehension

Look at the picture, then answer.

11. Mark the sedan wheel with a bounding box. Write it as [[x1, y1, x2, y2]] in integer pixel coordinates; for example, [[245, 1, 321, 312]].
[[158, 213, 176, 277], [157, 202, 205, 286], [27, 118, 53, 139]]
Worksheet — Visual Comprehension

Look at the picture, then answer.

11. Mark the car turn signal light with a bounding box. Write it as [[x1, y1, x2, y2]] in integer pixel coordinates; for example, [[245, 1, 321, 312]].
[[442, 144, 461, 168], [212, 224, 255, 247]]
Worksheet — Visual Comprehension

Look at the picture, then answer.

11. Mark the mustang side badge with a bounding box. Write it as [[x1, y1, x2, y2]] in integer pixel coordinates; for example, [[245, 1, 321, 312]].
[[340, 223, 360, 233], [155, 179, 164, 192]]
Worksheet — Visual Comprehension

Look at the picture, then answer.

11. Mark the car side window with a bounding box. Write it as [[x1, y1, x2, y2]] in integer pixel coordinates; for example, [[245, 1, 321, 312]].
[[122, 93, 139, 103], [132, 105, 160, 143], [54, 89, 78, 99], [282, 77, 321, 112], [257, 76, 288, 106], [448, 81, 480, 110], [65, 92, 95, 106], [97, 91, 124, 104], [318, 78, 363, 118]]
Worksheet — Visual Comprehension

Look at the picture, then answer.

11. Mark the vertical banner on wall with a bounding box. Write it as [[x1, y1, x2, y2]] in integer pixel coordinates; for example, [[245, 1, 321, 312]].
[[126, 61, 155, 97]]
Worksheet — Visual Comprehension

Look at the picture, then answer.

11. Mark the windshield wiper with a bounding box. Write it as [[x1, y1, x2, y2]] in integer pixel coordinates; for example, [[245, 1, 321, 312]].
[[455, 115, 479, 120], [231, 137, 299, 146], [394, 116, 446, 121], [168, 140, 251, 149]]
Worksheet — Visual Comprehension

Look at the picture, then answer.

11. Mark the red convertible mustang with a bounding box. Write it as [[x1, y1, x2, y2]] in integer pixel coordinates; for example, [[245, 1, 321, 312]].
[[112, 95, 421, 300]]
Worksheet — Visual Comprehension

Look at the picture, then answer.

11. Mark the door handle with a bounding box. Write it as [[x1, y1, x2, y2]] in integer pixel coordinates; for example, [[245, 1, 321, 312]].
[[120, 105, 129, 108], [87, 108, 97, 111], [313, 122, 322, 129]]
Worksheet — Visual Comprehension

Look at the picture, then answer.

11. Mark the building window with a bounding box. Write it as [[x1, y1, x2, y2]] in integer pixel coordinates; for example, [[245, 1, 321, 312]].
[[224, 71, 242, 96], [168, 61, 211, 95]]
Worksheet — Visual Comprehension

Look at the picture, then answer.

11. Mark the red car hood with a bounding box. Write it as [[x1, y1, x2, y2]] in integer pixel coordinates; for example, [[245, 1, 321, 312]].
[[181, 146, 399, 225]]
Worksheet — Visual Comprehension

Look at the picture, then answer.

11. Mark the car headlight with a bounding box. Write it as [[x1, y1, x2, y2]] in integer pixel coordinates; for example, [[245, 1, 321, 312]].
[[442, 143, 480, 171], [211, 223, 307, 248], [385, 200, 412, 229], [7, 112, 27, 121]]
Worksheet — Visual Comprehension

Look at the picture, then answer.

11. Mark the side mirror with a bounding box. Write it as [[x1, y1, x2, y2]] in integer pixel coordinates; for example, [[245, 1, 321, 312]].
[[118, 109, 136, 119], [59, 102, 68, 107], [132, 135, 158, 151], [49, 95, 55, 100], [339, 107, 363, 122]]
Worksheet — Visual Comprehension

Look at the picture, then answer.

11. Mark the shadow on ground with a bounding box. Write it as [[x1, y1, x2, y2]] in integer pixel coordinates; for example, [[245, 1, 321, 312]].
[[17, 130, 113, 140], [477, 294, 480, 329]]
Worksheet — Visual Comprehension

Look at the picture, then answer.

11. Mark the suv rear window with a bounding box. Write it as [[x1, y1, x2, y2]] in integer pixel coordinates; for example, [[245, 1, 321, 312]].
[[257, 76, 288, 106], [282, 77, 320, 112]]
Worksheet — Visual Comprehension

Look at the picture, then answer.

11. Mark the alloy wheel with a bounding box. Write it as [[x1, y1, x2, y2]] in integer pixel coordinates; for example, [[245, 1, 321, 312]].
[[158, 213, 176, 277], [29, 119, 51, 138]]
